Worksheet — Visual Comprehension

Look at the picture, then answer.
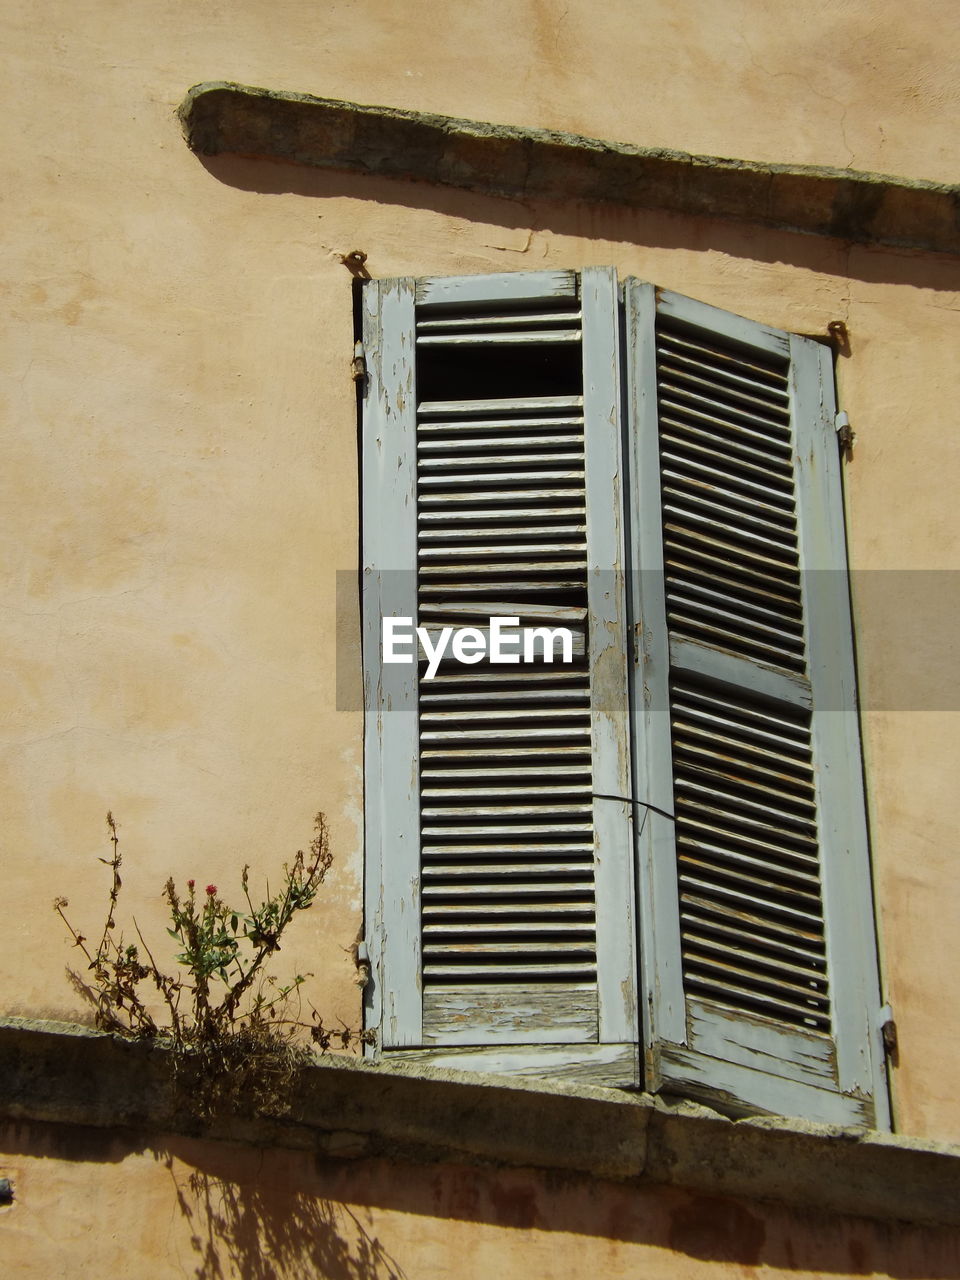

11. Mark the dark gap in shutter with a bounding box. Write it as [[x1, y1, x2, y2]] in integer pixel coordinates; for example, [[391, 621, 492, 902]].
[[415, 293, 597, 994], [416, 300, 583, 402]]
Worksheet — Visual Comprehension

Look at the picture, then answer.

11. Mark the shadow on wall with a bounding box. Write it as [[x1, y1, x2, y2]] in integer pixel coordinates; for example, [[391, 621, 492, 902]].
[[4, 1120, 960, 1278], [165, 1153, 406, 1280], [174, 1175, 392, 1280], [154, 1130, 960, 1280], [196, 153, 960, 296]]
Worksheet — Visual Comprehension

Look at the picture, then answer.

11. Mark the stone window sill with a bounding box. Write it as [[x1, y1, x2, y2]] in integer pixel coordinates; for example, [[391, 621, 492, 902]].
[[2, 1017, 959, 1228]]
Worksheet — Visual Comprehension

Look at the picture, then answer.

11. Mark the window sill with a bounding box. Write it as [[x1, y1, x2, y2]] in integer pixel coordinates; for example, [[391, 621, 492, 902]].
[[2, 1016, 958, 1228]]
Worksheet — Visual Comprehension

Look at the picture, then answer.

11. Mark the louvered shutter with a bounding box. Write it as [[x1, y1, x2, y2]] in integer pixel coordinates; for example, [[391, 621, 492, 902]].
[[625, 282, 890, 1126], [362, 269, 639, 1085]]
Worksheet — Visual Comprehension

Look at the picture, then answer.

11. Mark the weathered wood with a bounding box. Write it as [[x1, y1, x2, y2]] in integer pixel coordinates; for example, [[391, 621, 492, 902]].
[[362, 276, 423, 1049], [580, 267, 640, 1049], [423, 983, 598, 1045], [418, 311, 582, 332], [422, 899, 595, 916], [423, 962, 598, 979], [418, 395, 583, 417], [629, 284, 887, 1127], [415, 271, 579, 308], [419, 466, 586, 485], [624, 279, 688, 1062], [669, 638, 813, 710], [417, 331, 581, 346], [386, 1042, 639, 1088], [791, 334, 891, 1128], [657, 1043, 871, 1126]]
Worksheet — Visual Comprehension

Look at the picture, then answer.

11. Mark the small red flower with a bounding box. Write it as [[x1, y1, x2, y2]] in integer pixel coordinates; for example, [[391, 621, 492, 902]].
[[205, 884, 217, 896], [187, 879, 195, 890]]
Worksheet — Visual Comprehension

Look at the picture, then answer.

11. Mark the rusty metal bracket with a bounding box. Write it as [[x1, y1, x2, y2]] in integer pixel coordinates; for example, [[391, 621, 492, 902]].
[[354, 938, 372, 989], [835, 410, 856, 456], [351, 339, 367, 384], [878, 1003, 898, 1056]]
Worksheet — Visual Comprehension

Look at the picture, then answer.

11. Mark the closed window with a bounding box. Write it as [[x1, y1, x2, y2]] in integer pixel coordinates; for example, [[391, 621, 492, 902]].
[[360, 268, 890, 1128]]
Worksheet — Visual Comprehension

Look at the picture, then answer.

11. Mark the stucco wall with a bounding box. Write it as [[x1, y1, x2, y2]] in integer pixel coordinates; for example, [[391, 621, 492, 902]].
[[5, 1116, 960, 1279], [4, 0, 960, 1179]]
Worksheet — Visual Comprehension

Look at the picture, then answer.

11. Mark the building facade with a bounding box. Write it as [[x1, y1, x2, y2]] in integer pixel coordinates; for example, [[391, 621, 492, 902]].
[[4, 1, 960, 1274]]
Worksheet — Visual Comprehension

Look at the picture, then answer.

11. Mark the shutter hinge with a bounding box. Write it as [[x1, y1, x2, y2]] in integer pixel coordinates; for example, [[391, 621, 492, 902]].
[[835, 410, 855, 456], [351, 340, 367, 386], [878, 1003, 898, 1056]]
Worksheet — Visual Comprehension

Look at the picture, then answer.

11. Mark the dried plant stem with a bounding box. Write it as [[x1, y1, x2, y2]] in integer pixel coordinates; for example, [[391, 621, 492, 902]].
[[55, 813, 368, 1119]]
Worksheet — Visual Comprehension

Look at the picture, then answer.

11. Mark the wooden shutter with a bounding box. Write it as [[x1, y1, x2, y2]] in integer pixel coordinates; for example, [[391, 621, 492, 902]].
[[625, 282, 890, 1127], [362, 269, 639, 1085]]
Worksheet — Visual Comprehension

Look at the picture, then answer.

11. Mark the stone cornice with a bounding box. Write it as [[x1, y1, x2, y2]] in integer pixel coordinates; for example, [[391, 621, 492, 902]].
[[178, 81, 960, 256]]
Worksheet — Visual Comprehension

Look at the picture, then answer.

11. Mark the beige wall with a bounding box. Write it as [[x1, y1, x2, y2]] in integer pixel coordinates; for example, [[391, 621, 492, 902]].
[[4, 0, 960, 1171], [5, 1118, 960, 1279]]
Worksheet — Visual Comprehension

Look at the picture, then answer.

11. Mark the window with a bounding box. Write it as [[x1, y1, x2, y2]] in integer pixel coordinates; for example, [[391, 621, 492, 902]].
[[360, 268, 890, 1128]]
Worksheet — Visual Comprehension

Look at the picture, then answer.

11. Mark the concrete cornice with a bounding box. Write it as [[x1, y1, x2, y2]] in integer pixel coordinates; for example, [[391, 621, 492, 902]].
[[178, 81, 960, 257], [3, 1016, 960, 1228]]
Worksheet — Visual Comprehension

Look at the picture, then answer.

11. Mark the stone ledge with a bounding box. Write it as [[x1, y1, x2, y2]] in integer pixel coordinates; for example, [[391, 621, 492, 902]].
[[3, 1016, 960, 1227], [178, 81, 960, 257]]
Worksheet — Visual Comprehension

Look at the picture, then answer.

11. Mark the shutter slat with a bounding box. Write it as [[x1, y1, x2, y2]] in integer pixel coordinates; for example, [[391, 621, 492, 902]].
[[420, 528, 586, 543], [418, 395, 583, 416], [680, 904, 826, 963], [656, 355, 792, 417], [423, 863, 594, 879], [419, 452, 584, 472], [656, 329, 790, 397], [420, 507, 586, 523], [424, 963, 598, 978], [421, 691, 589, 708], [417, 602, 586, 621], [420, 435, 585, 454], [418, 332, 582, 346], [423, 842, 594, 857], [418, 489, 587, 505], [422, 900, 594, 916], [421, 746, 592, 761], [664, 525, 803, 584], [660, 416, 796, 478], [418, 310, 582, 331], [657, 396, 793, 454], [660, 445, 797, 510], [418, 416, 584, 434], [424, 921, 596, 936], [422, 881, 594, 898]]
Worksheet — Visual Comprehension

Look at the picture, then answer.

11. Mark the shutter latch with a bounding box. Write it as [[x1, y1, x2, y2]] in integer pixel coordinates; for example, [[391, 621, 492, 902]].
[[878, 1003, 898, 1056], [835, 410, 855, 456]]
